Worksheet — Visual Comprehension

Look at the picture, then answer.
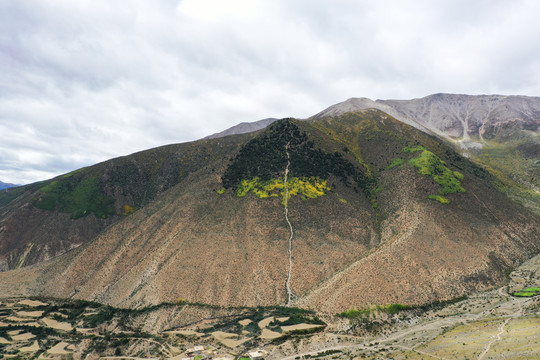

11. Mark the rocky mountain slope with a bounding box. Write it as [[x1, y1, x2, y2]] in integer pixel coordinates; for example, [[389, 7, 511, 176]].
[[0, 111, 538, 314], [313, 94, 540, 144], [0, 134, 253, 271], [313, 94, 540, 212], [195, 95, 540, 212]]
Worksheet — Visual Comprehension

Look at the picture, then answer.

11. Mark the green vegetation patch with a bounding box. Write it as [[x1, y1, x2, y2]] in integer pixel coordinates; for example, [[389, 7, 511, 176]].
[[386, 146, 466, 203], [338, 304, 411, 319], [428, 194, 451, 204], [403, 145, 427, 153], [33, 175, 115, 219], [512, 287, 540, 297], [338, 297, 468, 321], [407, 147, 466, 198], [453, 171, 464, 180], [386, 158, 404, 170]]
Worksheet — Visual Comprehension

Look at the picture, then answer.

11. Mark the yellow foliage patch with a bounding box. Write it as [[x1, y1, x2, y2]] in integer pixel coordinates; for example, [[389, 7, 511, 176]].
[[235, 176, 330, 204], [122, 204, 136, 215]]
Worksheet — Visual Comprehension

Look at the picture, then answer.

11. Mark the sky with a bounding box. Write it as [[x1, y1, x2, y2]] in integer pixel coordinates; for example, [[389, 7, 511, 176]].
[[1, 0, 540, 185]]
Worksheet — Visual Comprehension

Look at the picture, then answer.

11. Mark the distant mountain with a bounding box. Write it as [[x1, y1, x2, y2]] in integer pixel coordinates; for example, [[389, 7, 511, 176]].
[[313, 94, 540, 212], [203, 117, 278, 139], [0, 111, 538, 313], [0, 181, 18, 190], [313, 94, 540, 143]]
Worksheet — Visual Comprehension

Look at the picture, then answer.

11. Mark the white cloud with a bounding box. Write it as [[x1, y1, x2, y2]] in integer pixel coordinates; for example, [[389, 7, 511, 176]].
[[177, 0, 259, 20], [1, 0, 539, 184]]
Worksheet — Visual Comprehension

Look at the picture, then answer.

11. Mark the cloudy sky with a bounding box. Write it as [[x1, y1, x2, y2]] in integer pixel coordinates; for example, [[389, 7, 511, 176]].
[[2, 0, 540, 185]]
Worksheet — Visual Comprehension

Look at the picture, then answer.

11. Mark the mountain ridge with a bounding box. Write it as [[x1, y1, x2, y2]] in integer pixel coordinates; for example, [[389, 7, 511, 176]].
[[0, 110, 538, 314], [203, 117, 278, 139], [0, 181, 18, 190], [313, 94, 540, 212], [313, 93, 540, 142]]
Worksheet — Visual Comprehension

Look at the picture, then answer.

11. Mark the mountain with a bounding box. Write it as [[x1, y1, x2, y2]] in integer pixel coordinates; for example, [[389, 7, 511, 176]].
[[0, 110, 538, 314], [314, 94, 540, 212], [204, 118, 278, 139], [0, 135, 254, 271], [313, 94, 540, 143], [0, 181, 18, 190]]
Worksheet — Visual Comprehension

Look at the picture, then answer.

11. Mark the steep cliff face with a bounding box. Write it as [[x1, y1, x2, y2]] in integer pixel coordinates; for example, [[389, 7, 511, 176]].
[[0, 111, 538, 314]]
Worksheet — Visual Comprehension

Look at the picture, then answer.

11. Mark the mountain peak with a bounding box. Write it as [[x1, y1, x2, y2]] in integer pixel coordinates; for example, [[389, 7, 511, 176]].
[[312, 93, 540, 141], [203, 117, 278, 139]]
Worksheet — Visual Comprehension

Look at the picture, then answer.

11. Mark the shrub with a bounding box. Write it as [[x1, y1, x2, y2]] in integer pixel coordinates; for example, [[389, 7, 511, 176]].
[[428, 195, 450, 204]]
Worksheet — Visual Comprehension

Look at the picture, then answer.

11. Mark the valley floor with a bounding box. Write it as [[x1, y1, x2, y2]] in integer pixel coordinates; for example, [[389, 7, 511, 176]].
[[1, 254, 539, 360]]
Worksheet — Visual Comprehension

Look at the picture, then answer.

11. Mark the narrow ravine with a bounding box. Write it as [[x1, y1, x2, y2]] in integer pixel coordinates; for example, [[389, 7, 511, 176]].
[[284, 143, 296, 306]]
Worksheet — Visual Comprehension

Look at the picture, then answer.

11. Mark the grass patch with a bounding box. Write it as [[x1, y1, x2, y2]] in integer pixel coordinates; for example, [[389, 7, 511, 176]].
[[33, 175, 115, 219], [512, 287, 540, 297], [386, 158, 404, 170], [403, 145, 427, 153], [407, 148, 466, 198]]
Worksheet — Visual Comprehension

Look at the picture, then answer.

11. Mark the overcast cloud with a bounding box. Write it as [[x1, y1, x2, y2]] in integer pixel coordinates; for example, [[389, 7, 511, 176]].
[[1, 0, 539, 184]]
